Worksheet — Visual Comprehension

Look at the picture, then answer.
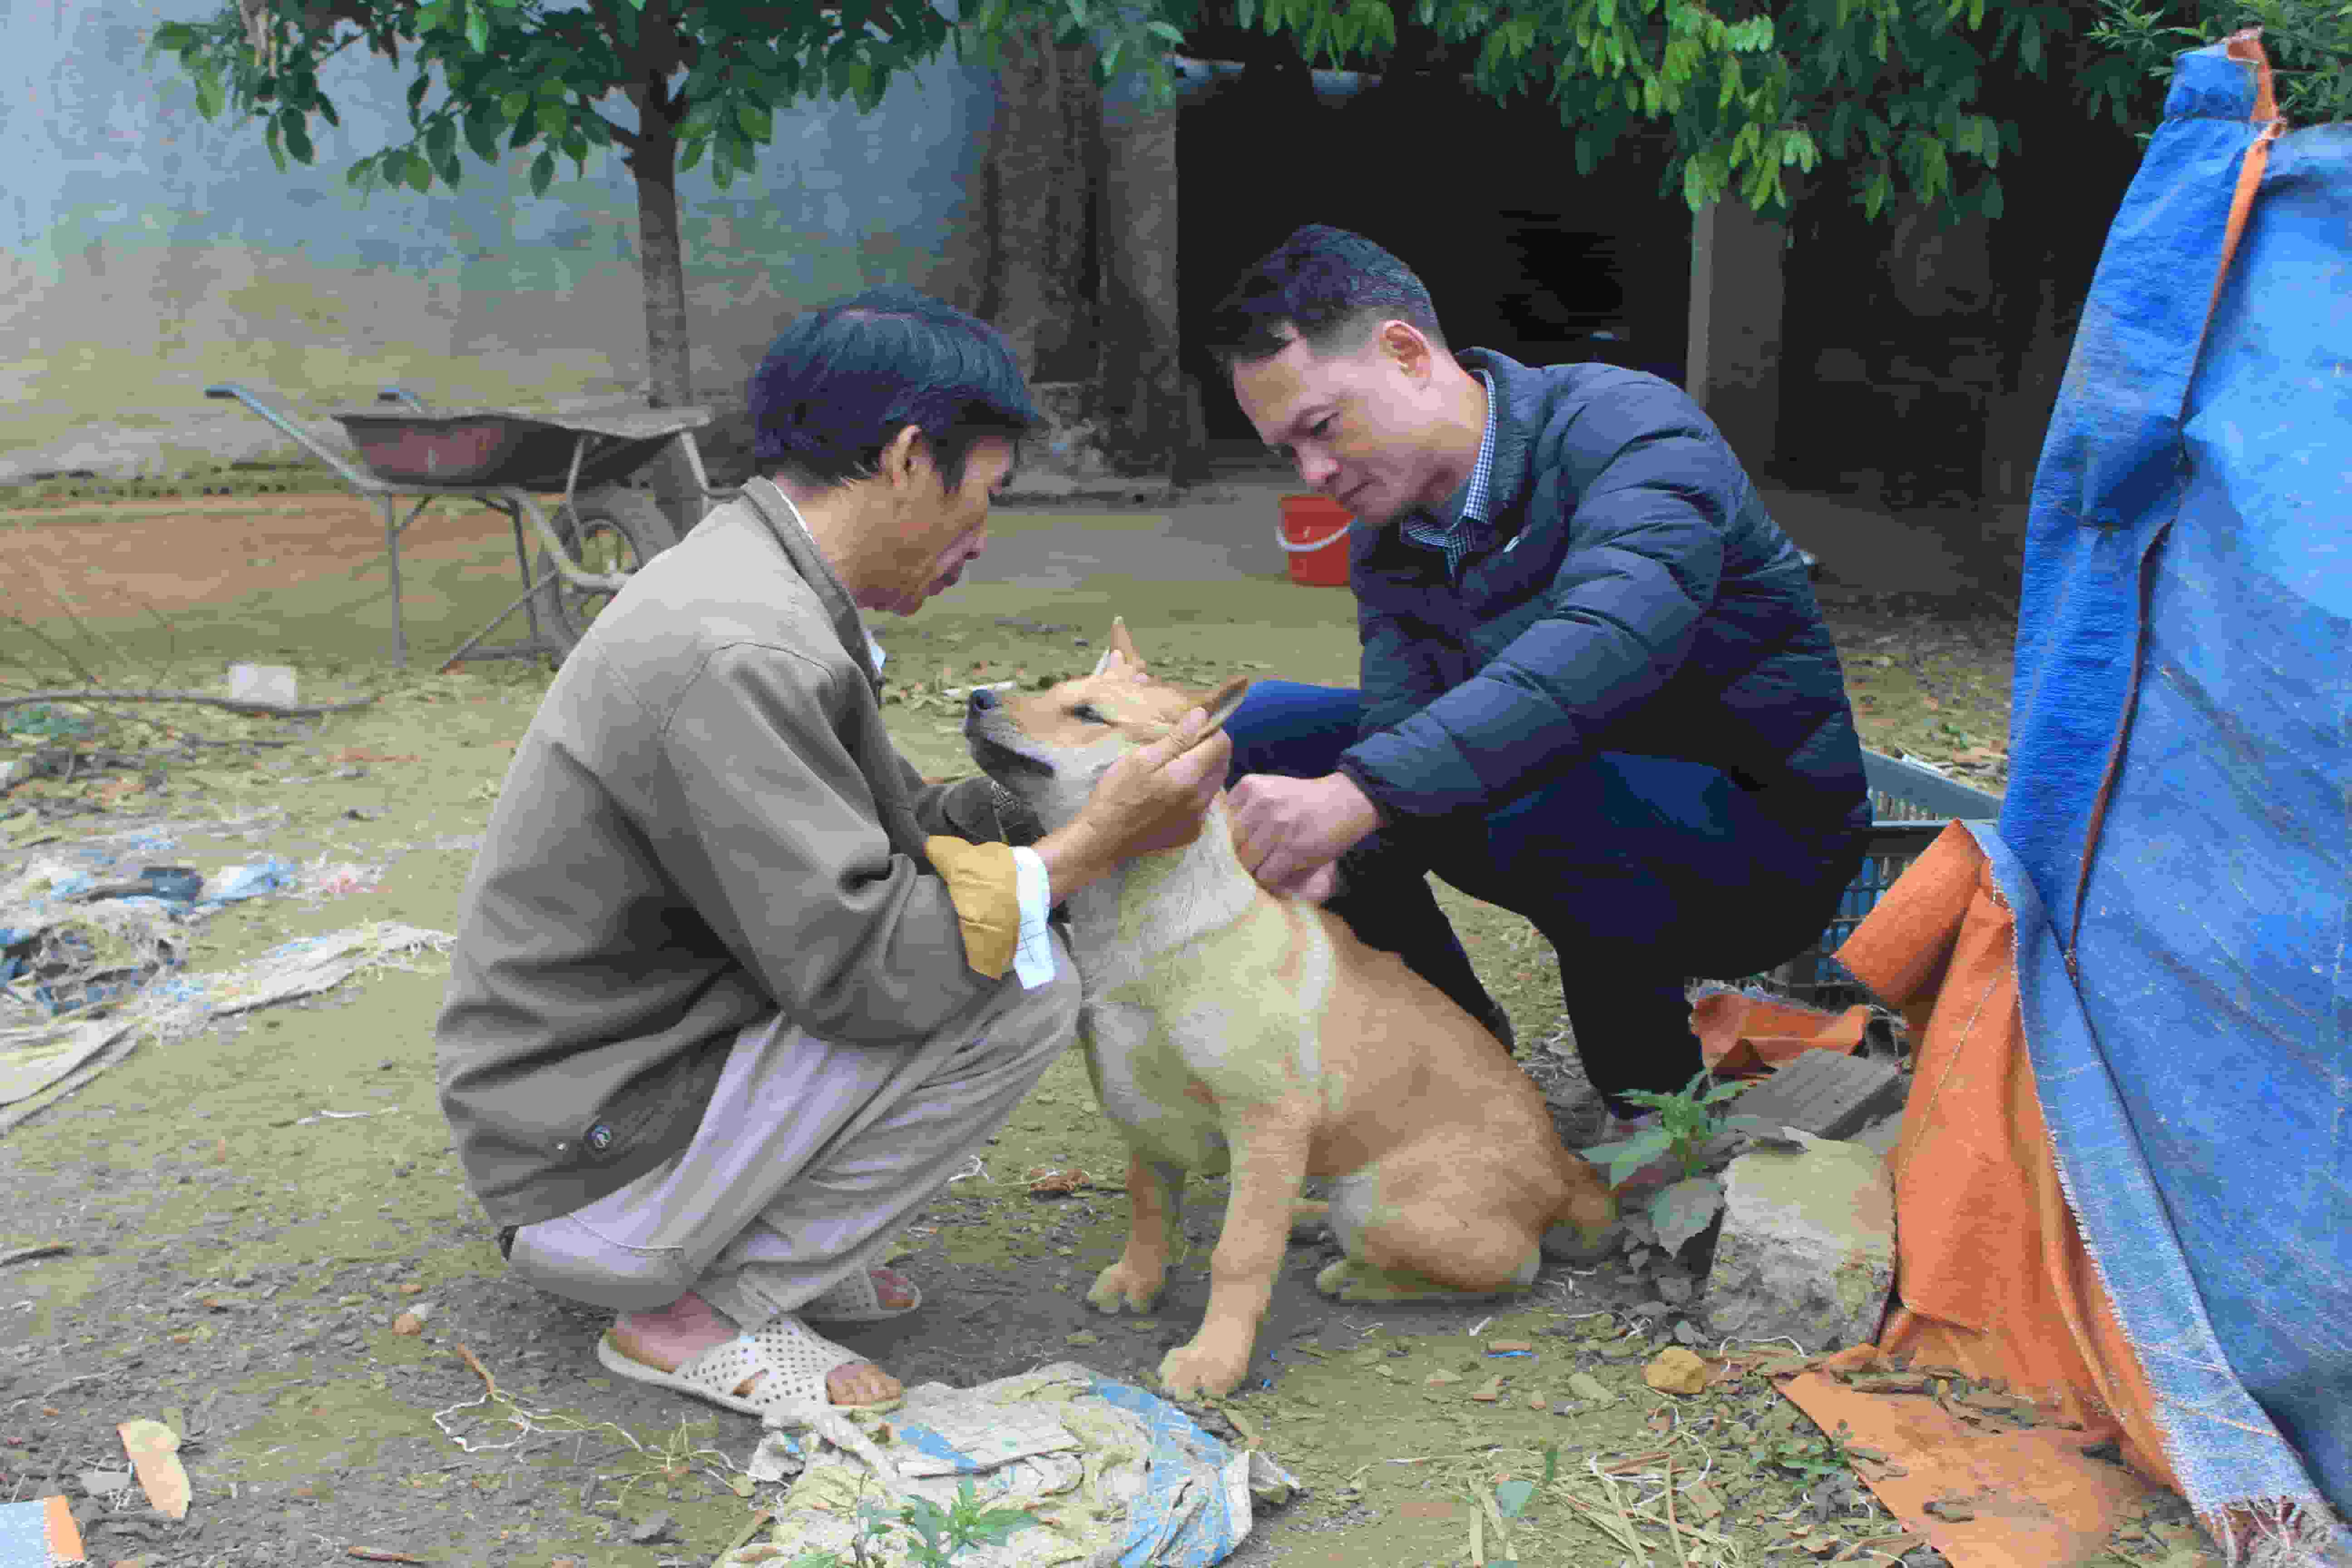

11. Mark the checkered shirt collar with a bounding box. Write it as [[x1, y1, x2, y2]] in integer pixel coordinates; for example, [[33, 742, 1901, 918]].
[[1401, 370, 1498, 581]]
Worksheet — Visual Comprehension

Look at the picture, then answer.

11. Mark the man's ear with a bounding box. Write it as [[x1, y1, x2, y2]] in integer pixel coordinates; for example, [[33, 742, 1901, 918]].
[[1197, 675, 1251, 735], [881, 423, 927, 486]]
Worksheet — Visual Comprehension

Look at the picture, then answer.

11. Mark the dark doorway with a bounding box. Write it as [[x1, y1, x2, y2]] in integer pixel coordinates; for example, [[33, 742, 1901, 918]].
[[1176, 60, 1691, 442]]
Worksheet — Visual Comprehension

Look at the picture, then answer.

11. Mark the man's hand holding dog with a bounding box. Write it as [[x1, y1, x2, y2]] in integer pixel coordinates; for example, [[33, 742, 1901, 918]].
[[1033, 708, 1234, 900], [1228, 773, 1380, 902]]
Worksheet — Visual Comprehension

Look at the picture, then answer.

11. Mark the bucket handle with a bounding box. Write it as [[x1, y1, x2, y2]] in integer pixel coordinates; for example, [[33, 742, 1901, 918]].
[[1275, 518, 1354, 553]]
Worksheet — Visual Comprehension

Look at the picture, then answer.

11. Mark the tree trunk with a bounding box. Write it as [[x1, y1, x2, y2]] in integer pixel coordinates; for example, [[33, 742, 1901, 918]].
[[1098, 80, 1191, 483], [627, 58, 699, 543], [975, 18, 1102, 385]]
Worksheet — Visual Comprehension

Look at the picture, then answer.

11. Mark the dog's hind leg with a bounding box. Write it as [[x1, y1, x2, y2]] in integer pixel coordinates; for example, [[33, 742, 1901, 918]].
[[1317, 1166, 1545, 1303], [1088, 1152, 1185, 1316], [1313, 1254, 1538, 1303]]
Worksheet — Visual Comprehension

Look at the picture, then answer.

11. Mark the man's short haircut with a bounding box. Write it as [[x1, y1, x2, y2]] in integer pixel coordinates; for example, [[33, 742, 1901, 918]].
[[1200, 225, 1448, 371], [750, 287, 1039, 493]]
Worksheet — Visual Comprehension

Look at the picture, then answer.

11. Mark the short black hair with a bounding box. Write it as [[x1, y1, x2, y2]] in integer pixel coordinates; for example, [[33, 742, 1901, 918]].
[[749, 287, 1039, 493], [1200, 225, 1447, 370]]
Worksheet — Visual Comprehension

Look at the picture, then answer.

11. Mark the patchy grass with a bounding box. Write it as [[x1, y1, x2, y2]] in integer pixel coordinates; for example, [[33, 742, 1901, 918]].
[[1, 571, 2228, 1568]]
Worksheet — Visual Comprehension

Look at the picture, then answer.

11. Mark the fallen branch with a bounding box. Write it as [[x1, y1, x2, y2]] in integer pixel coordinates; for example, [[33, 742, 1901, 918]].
[[0, 688, 375, 719], [346, 1550, 433, 1564], [0, 1243, 71, 1268], [456, 1341, 501, 1401]]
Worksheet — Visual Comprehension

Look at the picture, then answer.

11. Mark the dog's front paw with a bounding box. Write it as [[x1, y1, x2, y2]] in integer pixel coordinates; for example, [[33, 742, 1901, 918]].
[[1157, 1337, 1249, 1401], [1087, 1260, 1164, 1315]]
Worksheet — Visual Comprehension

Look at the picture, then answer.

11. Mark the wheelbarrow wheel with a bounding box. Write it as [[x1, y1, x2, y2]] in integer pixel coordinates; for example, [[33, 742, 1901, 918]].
[[531, 485, 671, 657]]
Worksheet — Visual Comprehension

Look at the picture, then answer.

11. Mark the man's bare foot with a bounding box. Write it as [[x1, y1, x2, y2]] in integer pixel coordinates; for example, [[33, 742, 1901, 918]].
[[610, 1280, 912, 1406]]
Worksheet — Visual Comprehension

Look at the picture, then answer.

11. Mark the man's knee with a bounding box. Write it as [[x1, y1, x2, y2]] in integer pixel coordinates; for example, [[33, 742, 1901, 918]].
[[505, 1214, 698, 1314]]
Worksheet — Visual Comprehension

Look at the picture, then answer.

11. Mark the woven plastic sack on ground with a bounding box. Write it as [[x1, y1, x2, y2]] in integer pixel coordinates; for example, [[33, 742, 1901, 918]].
[[0, 922, 450, 1136], [728, 1362, 1299, 1568], [0, 856, 191, 1015]]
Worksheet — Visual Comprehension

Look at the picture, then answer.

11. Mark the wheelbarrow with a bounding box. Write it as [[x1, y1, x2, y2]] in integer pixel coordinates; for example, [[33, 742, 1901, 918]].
[[204, 381, 739, 669]]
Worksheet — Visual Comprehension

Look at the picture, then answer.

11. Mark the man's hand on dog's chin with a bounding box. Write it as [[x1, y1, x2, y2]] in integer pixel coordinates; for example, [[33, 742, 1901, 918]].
[[1227, 773, 1380, 896], [1032, 707, 1233, 900]]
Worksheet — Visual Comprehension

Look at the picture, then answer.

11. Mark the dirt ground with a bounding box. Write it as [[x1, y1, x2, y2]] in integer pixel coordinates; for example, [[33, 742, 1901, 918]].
[[0, 488, 2210, 1568]]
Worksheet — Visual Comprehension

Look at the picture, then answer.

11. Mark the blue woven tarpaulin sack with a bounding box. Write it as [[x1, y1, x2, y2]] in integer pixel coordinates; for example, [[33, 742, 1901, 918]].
[[1988, 26, 2349, 1558]]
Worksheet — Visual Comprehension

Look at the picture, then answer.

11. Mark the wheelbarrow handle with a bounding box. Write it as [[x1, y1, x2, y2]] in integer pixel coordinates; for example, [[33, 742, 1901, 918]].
[[204, 381, 384, 492]]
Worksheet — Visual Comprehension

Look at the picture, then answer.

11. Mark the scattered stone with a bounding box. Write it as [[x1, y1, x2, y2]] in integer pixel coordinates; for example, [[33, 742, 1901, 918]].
[[1655, 1274, 1694, 1305], [1565, 1372, 1614, 1404], [1642, 1347, 1710, 1395], [1852, 1111, 1905, 1160], [391, 1312, 424, 1336], [1702, 1136, 1895, 1351], [628, 1511, 675, 1543], [1924, 1499, 1976, 1522], [1725, 1049, 1906, 1141]]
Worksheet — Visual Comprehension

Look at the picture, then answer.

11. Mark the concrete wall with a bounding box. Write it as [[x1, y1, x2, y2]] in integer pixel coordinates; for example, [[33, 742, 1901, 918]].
[[0, 0, 999, 480]]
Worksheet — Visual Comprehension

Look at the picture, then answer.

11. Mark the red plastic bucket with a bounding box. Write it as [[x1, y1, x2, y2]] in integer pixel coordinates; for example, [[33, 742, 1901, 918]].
[[1277, 495, 1355, 587]]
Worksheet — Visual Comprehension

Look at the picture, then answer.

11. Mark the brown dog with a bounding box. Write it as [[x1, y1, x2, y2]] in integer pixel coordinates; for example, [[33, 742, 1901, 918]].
[[964, 619, 1616, 1400]]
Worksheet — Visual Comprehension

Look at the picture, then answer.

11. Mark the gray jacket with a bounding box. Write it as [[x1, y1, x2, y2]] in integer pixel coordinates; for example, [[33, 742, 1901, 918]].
[[436, 479, 1027, 1228]]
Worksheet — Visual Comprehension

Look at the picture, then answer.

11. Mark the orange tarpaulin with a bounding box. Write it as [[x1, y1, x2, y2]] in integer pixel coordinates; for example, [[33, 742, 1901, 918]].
[[1678, 826, 2193, 1565], [1702, 823, 2187, 1568], [1691, 987, 1869, 1077], [1833, 823, 2174, 1491]]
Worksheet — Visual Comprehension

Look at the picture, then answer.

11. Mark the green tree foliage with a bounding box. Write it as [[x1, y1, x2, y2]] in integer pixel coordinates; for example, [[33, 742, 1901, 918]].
[[144, 0, 2318, 417], [2087, 0, 2352, 129], [150, 0, 985, 200]]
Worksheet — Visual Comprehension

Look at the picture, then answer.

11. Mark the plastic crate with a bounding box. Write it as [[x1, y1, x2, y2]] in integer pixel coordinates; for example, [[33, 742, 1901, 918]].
[[1730, 750, 2003, 1010]]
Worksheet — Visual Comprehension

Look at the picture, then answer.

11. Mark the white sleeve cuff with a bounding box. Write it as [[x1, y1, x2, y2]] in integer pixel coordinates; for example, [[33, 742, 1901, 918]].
[[1008, 846, 1056, 989]]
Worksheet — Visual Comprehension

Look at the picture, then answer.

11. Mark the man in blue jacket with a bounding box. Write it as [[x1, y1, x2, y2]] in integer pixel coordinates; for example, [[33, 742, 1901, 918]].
[[1208, 225, 1870, 1137]]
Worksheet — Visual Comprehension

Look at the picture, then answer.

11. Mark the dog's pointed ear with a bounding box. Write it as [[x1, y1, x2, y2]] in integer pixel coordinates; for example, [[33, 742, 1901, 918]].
[[1108, 616, 1142, 666], [1090, 616, 1151, 681], [1197, 675, 1251, 735]]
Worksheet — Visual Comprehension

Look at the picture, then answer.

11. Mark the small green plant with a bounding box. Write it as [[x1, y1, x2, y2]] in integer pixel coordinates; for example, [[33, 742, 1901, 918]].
[[1763, 1417, 1858, 1483], [782, 1477, 1040, 1568], [1585, 1068, 1787, 1256]]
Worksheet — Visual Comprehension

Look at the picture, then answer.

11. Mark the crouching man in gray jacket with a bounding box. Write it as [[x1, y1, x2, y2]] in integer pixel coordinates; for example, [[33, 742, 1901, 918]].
[[435, 289, 1230, 1427]]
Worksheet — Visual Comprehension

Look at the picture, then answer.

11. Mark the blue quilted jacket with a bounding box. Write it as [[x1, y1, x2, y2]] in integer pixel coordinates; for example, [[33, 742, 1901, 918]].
[[1331, 349, 1870, 854]]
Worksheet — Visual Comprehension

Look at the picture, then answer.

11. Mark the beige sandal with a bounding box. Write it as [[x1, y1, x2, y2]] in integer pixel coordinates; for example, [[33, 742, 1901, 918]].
[[596, 1315, 893, 1426], [801, 1266, 923, 1323]]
